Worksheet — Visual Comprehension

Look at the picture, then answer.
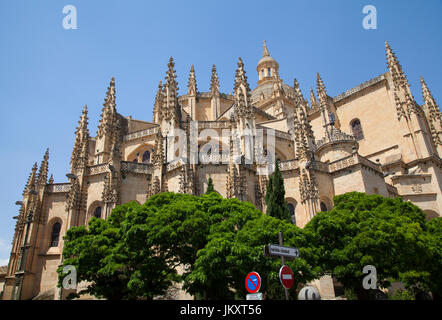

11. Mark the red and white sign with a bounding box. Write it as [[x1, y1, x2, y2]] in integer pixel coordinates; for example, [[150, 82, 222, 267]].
[[279, 265, 294, 289], [245, 272, 261, 294]]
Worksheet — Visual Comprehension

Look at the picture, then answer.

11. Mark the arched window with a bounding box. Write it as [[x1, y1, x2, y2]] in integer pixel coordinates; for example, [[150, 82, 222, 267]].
[[320, 202, 328, 212], [268, 68, 271, 77], [350, 119, 364, 140], [261, 70, 265, 78], [50, 222, 61, 247], [94, 207, 102, 219], [142, 150, 151, 163], [288, 203, 296, 225]]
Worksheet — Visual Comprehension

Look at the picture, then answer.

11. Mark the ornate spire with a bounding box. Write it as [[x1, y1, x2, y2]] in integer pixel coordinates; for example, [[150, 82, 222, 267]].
[[210, 65, 220, 96], [187, 65, 197, 96], [290, 79, 315, 161], [109, 118, 122, 164], [162, 57, 181, 126], [385, 41, 408, 89], [37, 148, 49, 186], [310, 87, 318, 109], [71, 105, 89, 170], [152, 132, 165, 168], [233, 58, 253, 118], [165, 57, 178, 90], [97, 78, 117, 138], [153, 81, 163, 122], [421, 77, 441, 121], [234, 58, 251, 93], [262, 40, 270, 57], [48, 174, 54, 185], [316, 73, 327, 106], [420, 77, 442, 147], [23, 162, 38, 196]]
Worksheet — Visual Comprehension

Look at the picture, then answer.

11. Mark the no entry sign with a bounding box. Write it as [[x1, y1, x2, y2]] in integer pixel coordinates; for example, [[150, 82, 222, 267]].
[[279, 265, 294, 289], [245, 272, 261, 294]]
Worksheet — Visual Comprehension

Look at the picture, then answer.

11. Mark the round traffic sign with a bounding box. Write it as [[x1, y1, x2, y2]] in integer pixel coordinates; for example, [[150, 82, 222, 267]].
[[279, 265, 294, 289], [245, 272, 261, 294]]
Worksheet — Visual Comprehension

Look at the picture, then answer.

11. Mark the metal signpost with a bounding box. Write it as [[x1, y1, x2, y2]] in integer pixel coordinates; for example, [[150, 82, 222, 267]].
[[264, 232, 299, 300]]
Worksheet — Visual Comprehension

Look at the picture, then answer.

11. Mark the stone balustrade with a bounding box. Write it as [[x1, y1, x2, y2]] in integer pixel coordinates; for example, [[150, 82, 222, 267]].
[[123, 126, 160, 142], [278, 159, 298, 171], [46, 183, 71, 193], [198, 121, 230, 129], [121, 161, 151, 174], [87, 164, 108, 176]]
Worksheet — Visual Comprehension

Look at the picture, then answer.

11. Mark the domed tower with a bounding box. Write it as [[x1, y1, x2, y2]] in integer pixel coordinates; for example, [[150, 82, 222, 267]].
[[256, 40, 280, 85]]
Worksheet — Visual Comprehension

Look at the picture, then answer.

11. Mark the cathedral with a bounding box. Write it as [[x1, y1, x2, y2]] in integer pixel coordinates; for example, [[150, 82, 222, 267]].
[[2, 41, 441, 300]]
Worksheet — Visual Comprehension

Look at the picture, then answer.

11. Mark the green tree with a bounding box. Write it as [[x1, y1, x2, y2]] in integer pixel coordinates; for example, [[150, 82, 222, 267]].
[[265, 160, 291, 222], [206, 177, 215, 194], [57, 201, 178, 300], [59, 192, 320, 300], [186, 213, 321, 299], [304, 192, 438, 300]]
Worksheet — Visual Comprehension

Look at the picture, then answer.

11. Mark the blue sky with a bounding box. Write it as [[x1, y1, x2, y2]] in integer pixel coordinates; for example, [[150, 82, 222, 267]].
[[0, 0, 441, 265]]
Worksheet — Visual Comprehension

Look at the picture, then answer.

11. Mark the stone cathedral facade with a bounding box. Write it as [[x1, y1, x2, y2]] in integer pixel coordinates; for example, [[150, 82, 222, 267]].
[[2, 42, 441, 300]]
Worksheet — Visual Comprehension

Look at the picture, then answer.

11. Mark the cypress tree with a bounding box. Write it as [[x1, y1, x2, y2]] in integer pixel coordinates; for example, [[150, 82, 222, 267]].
[[265, 160, 291, 222], [206, 177, 215, 194]]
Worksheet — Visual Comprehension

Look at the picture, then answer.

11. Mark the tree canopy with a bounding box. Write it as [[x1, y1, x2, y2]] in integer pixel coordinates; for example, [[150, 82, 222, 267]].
[[58, 191, 441, 300], [304, 192, 441, 299], [58, 192, 319, 300]]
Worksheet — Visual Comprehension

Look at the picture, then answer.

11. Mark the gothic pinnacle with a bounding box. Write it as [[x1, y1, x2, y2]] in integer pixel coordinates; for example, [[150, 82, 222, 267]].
[[420, 76, 433, 102], [37, 148, 49, 186], [310, 87, 318, 109], [166, 57, 178, 89], [234, 57, 250, 93], [187, 64, 197, 96], [24, 162, 38, 195], [104, 77, 116, 108], [316, 73, 327, 103], [385, 41, 407, 88], [98, 78, 117, 138], [420, 76, 441, 123], [210, 64, 220, 96]]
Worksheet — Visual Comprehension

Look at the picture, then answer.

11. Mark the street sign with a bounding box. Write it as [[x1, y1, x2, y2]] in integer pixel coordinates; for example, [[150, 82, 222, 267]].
[[265, 244, 299, 260], [279, 265, 294, 289], [245, 272, 261, 294], [264, 232, 300, 300], [246, 293, 263, 300]]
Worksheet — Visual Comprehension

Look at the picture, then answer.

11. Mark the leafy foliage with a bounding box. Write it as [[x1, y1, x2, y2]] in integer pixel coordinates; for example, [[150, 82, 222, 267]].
[[305, 192, 440, 299], [58, 201, 178, 300], [59, 192, 320, 300], [59, 191, 440, 300]]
